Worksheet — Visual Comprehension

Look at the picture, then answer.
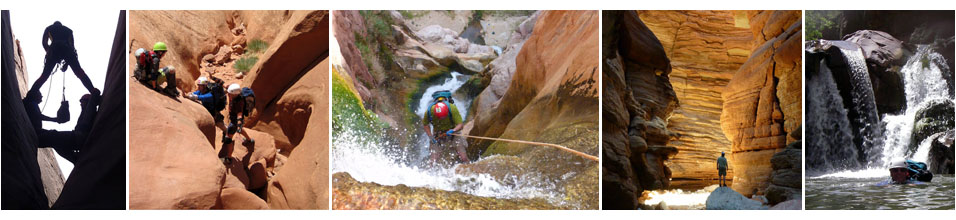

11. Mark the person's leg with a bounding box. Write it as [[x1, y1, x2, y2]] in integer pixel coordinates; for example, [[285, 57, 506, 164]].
[[454, 140, 470, 164], [29, 54, 59, 95], [38, 130, 79, 163], [64, 50, 96, 95], [239, 127, 254, 145]]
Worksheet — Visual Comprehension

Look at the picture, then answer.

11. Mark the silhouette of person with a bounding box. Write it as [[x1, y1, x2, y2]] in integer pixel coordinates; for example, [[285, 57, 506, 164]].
[[23, 91, 100, 163], [29, 21, 99, 99], [717, 151, 728, 187]]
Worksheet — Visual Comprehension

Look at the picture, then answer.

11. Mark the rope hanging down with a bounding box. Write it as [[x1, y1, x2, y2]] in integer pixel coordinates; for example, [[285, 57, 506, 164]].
[[450, 133, 599, 162]]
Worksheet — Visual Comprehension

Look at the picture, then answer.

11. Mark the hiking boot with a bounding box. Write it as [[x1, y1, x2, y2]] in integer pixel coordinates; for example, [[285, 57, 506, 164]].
[[222, 135, 233, 145], [243, 138, 255, 145], [165, 87, 179, 97]]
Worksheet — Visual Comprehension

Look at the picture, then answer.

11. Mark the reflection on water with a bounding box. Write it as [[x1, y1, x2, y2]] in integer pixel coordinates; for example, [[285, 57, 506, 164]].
[[807, 174, 955, 210]]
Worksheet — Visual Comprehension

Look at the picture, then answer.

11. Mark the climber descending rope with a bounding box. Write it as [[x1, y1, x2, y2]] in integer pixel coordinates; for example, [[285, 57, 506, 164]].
[[449, 133, 599, 162]]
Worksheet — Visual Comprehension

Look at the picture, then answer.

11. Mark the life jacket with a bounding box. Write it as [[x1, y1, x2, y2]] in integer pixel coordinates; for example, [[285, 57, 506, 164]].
[[207, 77, 227, 112]]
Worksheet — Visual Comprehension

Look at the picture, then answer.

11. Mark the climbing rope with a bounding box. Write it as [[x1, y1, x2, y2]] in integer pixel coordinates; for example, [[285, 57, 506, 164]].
[[449, 133, 599, 162], [40, 61, 67, 112]]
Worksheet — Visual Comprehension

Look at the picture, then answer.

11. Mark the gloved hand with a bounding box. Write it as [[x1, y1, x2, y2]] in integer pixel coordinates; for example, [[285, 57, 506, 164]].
[[446, 129, 455, 136], [56, 101, 70, 123]]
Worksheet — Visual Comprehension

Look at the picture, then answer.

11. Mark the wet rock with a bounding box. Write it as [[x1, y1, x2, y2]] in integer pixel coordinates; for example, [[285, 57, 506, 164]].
[[910, 99, 955, 154], [705, 186, 767, 210], [843, 30, 906, 114], [466, 10, 598, 209], [928, 131, 955, 174], [331, 172, 557, 209], [769, 198, 801, 210], [472, 13, 539, 116], [601, 10, 675, 210]]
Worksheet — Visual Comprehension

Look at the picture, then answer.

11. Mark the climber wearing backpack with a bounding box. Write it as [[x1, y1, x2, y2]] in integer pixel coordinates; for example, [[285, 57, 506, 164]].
[[222, 84, 255, 143], [133, 42, 178, 96], [422, 90, 471, 165], [186, 76, 227, 122], [29, 21, 99, 100]]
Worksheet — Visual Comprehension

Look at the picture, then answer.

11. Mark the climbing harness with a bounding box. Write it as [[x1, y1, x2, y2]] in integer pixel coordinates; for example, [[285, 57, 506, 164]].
[[449, 133, 599, 162]]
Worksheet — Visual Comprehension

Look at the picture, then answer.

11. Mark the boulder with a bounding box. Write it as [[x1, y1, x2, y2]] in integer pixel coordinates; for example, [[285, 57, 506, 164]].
[[765, 137, 802, 205], [843, 30, 906, 114], [910, 99, 955, 154], [705, 186, 767, 210], [219, 187, 269, 209], [928, 131, 955, 174], [472, 14, 539, 116], [264, 58, 330, 209], [129, 81, 226, 209], [769, 199, 802, 210]]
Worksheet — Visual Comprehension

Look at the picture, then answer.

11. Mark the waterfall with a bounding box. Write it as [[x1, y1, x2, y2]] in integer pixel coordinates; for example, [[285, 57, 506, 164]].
[[879, 45, 952, 167], [838, 46, 884, 165], [806, 60, 858, 172], [815, 44, 952, 178]]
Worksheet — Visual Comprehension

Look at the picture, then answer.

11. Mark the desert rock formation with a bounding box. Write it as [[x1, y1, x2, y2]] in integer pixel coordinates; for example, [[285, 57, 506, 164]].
[[128, 10, 328, 209]]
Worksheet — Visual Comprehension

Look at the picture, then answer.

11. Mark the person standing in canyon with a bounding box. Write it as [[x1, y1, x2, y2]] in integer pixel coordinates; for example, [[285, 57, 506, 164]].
[[717, 151, 728, 187], [423, 90, 470, 166]]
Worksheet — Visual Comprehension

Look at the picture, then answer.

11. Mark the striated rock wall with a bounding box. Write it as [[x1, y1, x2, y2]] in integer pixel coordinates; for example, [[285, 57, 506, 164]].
[[638, 10, 754, 180], [601, 10, 677, 210], [720, 10, 802, 197]]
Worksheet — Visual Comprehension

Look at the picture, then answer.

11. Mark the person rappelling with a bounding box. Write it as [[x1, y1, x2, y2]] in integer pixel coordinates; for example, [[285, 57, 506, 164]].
[[133, 41, 178, 96], [422, 90, 471, 165], [28, 21, 99, 99]]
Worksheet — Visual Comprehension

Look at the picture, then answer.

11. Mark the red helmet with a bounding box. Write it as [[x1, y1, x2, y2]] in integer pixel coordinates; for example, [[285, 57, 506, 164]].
[[432, 102, 450, 119]]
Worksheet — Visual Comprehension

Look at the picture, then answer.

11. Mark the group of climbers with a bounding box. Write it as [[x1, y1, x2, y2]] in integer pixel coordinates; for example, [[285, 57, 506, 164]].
[[422, 90, 470, 166], [184, 73, 256, 164], [22, 21, 101, 163], [129, 36, 258, 165]]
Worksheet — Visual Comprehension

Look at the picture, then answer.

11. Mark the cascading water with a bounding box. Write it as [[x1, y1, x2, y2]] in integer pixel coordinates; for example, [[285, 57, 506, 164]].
[[806, 60, 858, 172], [807, 44, 954, 210], [332, 71, 567, 207]]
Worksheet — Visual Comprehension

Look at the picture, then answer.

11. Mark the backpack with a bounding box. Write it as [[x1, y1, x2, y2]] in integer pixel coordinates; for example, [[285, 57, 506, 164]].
[[240, 87, 255, 116], [207, 77, 227, 112], [426, 90, 455, 125], [905, 160, 934, 182]]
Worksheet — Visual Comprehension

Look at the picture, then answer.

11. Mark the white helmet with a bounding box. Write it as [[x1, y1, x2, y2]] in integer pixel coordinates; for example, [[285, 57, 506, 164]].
[[196, 76, 208, 85], [134, 48, 145, 57], [227, 83, 241, 95]]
